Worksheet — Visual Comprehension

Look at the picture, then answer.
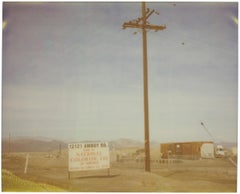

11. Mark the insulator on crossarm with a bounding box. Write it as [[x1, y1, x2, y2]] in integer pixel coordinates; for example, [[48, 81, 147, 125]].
[[137, 18, 142, 23]]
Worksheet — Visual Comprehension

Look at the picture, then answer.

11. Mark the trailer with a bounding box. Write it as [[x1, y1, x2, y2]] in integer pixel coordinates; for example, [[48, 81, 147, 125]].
[[160, 141, 214, 160]]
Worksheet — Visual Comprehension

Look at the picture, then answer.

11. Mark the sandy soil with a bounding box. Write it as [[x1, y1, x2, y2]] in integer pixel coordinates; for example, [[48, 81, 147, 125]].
[[2, 150, 237, 192]]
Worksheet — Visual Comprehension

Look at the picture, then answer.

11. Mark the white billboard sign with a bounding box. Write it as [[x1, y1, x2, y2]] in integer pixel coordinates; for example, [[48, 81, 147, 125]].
[[68, 142, 110, 172]]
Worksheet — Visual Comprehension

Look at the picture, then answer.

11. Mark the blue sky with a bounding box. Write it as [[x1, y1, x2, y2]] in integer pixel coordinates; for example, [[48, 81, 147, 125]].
[[2, 2, 238, 143]]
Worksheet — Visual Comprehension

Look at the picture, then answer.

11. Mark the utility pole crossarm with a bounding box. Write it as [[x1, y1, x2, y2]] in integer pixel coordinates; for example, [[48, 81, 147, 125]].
[[145, 24, 166, 31], [122, 22, 166, 31], [122, 6, 166, 32]]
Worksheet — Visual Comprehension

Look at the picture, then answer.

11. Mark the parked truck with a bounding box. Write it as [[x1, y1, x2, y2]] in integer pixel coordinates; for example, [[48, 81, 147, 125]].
[[215, 145, 226, 157]]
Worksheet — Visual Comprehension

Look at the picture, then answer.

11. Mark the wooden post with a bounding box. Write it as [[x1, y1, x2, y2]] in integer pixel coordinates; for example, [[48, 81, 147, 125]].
[[59, 144, 61, 156], [24, 153, 29, 174], [68, 171, 71, 180], [8, 132, 11, 155]]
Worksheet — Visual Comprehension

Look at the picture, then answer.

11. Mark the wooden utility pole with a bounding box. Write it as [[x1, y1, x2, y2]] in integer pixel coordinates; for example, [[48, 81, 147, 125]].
[[122, 2, 166, 172]]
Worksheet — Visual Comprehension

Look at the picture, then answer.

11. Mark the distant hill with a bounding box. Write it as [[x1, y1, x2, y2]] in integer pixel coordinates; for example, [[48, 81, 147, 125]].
[[2, 137, 147, 152], [218, 141, 237, 149], [109, 138, 143, 149], [2, 136, 235, 153], [109, 138, 160, 149], [2, 137, 67, 153]]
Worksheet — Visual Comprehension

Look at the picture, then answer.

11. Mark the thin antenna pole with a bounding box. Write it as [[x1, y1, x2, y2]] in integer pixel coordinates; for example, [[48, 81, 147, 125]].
[[8, 132, 11, 155], [201, 122, 216, 142]]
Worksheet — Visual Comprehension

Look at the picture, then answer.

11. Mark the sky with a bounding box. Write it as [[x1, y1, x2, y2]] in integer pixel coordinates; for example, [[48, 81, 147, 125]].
[[2, 2, 238, 143]]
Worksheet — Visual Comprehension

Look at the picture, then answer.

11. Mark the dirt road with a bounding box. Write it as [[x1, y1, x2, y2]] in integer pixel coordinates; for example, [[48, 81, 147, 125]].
[[2, 152, 237, 192]]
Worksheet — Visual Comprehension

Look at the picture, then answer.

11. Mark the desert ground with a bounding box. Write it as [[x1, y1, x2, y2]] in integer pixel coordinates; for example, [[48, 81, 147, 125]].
[[2, 147, 237, 192]]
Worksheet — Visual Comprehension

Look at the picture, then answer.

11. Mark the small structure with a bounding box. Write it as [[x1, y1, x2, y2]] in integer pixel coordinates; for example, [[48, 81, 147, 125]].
[[160, 141, 214, 160], [231, 147, 237, 156], [201, 143, 215, 158]]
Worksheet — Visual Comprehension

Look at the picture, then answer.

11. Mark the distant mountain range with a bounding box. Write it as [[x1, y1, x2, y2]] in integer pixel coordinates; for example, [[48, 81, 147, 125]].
[[2, 137, 144, 152], [1, 136, 237, 153], [109, 138, 143, 149], [218, 141, 237, 149], [2, 137, 68, 153]]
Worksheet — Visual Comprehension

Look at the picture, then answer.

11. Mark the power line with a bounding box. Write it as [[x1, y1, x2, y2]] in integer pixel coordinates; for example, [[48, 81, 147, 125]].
[[122, 2, 166, 172]]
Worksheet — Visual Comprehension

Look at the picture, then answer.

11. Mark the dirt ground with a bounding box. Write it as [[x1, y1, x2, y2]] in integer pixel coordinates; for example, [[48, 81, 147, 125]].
[[2, 150, 237, 192]]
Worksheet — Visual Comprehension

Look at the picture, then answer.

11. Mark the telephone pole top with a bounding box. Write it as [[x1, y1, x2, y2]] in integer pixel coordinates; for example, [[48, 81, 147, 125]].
[[122, 2, 166, 172]]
